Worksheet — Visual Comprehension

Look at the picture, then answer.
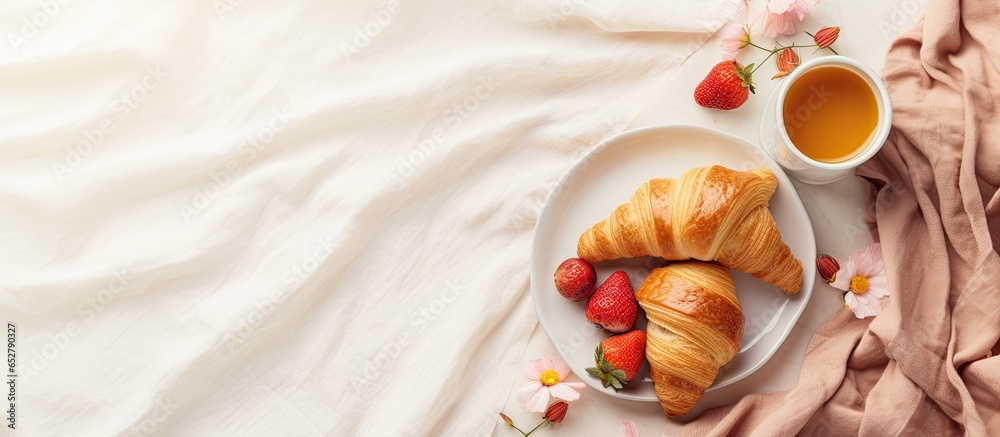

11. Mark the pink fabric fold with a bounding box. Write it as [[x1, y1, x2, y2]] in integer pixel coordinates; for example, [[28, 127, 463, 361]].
[[677, 0, 1000, 434]]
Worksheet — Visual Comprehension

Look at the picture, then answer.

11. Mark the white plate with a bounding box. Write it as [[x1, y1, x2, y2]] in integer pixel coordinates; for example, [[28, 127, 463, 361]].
[[530, 124, 816, 402]]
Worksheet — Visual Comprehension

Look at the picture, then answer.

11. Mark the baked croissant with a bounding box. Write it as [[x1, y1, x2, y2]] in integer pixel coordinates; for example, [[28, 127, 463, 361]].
[[636, 261, 743, 417], [577, 165, 802, 294]]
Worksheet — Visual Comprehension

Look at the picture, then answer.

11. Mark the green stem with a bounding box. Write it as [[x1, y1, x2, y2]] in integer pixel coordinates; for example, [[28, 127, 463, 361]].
[[523, 420, 550, 437], [509, 423, 529, 436], [782, 44, 820, 49], [750, 42, 816, 53], [751, 50, 778, 75]]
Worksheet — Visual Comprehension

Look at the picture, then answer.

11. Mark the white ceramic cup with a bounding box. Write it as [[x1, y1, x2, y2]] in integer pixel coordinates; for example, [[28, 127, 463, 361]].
[[760, 55, 892, 184]]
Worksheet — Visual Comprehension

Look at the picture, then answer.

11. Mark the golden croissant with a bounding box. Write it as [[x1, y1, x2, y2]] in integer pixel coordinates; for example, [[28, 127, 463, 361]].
[[636, 261, 743, 417], [577, 165, 802, 294]]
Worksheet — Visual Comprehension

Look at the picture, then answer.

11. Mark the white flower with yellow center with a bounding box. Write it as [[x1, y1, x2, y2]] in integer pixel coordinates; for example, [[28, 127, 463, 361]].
[[517, 356, 585, 412], [831, 242, 889, 318]]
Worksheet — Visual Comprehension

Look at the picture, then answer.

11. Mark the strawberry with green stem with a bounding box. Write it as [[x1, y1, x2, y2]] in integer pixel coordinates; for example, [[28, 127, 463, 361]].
[[586, 330, 645, 390], [693, 61, 756, 110]]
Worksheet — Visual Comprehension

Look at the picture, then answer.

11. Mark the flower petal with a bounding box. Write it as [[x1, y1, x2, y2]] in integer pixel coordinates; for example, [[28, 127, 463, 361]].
[[621, 421, 640, 437], [790, 0, 809, 20], [851, 305, 875, 318], [852, 251, 877, 277], [541, 356, 555, 374], [518, 381, 543, 404], [552, 357, 571, 380], [720, 23, 746, 60], [519, 359, 543, 379], [866, 275, 889, 298], [761, 11, 779, 38], [769, 0, 793, 13], [861, 292, 884, 311], [760, 0, 809, 38], [830, 259, 856, 290], [855, 254, 884, 278], [517, 381, 548, 411], [549, 383, 581, 402], [863, 258, 886, 278], [866, 286, 888, 299], [844, 291, 858, 309], [525, 386, 551, 413], [852, 293, 880, 318]]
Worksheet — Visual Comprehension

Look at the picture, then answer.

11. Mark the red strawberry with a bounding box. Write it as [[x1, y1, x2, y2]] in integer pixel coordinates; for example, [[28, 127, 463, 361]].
[[554, 258, 596, 301], [693, 61, 755, 110], [585, 270, 636, 333], [585, 330, 646, 390]]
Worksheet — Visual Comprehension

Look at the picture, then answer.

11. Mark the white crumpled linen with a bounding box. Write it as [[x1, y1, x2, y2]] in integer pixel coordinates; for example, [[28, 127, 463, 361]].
[[0, 0, 732, 435]]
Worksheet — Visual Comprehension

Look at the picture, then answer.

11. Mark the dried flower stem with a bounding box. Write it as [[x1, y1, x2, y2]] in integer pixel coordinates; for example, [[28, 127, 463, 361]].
[[746, 41, 834, 75], [500, 416, 553, 437], [749, 42, 822, 54], [522, 420, 550, 436]]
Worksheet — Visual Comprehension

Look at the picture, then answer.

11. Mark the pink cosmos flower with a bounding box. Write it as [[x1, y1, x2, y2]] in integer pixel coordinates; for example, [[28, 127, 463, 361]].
[[761, 0, 817, 38], [719, 0, 750, 60], [621, 420, 640, 437], [831, 242, 889, 318], [517, 356, 585, 412]]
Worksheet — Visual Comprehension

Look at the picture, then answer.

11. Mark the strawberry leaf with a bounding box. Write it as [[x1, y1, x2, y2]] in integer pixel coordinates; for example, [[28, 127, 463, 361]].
[[734, 63, 756, 94], [587, 341, 631, 392], [610, 378, 623, 390], [739, 63, 757, 94]]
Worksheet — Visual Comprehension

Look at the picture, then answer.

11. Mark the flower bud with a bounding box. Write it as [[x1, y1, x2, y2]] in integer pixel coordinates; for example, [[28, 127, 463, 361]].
[[499, 412, 515, 428], [816, 254, 840, 283], [772, 48, 799, 79], [814, 26, 841, 49], [543, 401, 568, 424]]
